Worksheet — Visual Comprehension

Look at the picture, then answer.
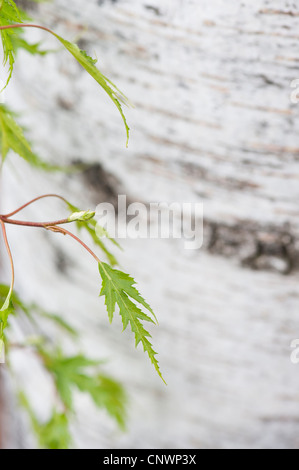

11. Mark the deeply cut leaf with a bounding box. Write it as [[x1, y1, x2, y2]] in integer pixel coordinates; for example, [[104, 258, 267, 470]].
[[19, 393, 72, 450], [51, 34, 130, 147], [0, 1, 53, 89], [0, 0, 22, 88], [98, 262, 165, 383], [41, 350, 127, 428], [0, 269, 13, 339], [0, 105, 56, 168]]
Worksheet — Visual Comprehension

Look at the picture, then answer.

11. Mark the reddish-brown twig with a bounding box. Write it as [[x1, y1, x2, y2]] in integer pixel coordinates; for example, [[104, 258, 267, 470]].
[[0, 220, 15, 302], [0, 215, 72, 229], [47, 225, 101, 264], [3, 194, 68, 218]]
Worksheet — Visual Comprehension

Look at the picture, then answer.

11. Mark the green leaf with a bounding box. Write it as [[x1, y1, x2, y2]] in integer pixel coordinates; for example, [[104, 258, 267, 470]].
[[0, 282, 12, 313], [0, 281, 14, 340], [95, 222, 122, 251], [41, 350, 127, 427], [42, 352, 99, 409], [0, 0, 22, 88], [66, 201, 119, 266], [0, 7, 130, 142], [98, 262, 165, 383], [36, 412, 72, 450], [0, 300, 13, 339], [51, 34, 130, 146], [85, 220, 119, 266], [0, 0, 52, 89], [19, 393, 72, 450], [0, 104, 56, 169], [0, 285, 17, 331], [85, 374, 127, 430], [11, 34, 50, 56]]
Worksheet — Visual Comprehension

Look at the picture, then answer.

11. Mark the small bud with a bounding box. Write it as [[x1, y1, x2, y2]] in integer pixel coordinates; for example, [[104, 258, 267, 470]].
[[68, 210, 95, 222]]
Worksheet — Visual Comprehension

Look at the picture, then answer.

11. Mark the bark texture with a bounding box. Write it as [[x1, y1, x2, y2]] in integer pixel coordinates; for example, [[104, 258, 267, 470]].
[[1, 0, 299, 449]]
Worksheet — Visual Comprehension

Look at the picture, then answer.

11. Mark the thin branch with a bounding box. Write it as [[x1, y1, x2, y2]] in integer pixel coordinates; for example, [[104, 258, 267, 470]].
[[47, 226, 101, 264], [3, 194, 68, 218], [0, 220, 15, 302], [0, 215, 72, 228], [0, 24, 54, 35]]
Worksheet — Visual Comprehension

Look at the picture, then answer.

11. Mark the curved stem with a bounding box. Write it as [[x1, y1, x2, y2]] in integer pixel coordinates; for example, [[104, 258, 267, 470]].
[[3, 194, 68, 218], [0, 220, 15, 308], [47, 226, 101, 264], [0, 215, 71, 228], [0, 24, 54, 35]]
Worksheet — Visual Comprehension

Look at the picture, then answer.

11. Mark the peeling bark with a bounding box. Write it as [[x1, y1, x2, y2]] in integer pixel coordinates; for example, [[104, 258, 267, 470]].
[[2, 0, 299, 449], [207, 219, 297, 275]]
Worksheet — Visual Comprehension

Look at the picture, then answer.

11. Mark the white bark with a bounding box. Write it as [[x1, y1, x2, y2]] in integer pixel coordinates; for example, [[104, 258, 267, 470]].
[[1, 0, 299, 449]]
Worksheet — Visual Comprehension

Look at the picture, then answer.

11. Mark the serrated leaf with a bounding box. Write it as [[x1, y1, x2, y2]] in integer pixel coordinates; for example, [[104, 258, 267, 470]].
[[85, 221, 119, 266], [0, 284, 26, 340], [95, 222, 122, 251], [41, 352, 100, 410], [0, 0, 51, 89], [0, 299, 13, 338], [41, 350, 126, 427], [51, 34, 130, 146], [0, 282, 12, 313], [19, 393, 72, 450], [85, 374, 127, 430], [0, 104, 56, 169], [0, 0, 22, 88], [11, 35, 50, 56], [0, 279, 14, 340], [0, 8, 130, 142], [98, 262, 165, 383], [36, 412, 71, 450]]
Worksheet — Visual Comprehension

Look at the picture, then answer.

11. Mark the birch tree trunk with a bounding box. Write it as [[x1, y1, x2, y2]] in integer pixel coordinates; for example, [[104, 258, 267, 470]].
[[1, 0, 299, 449]]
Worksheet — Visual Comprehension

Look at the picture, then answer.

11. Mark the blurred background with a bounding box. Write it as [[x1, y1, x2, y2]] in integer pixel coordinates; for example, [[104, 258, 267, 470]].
[[1, 0, 299, 449]]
